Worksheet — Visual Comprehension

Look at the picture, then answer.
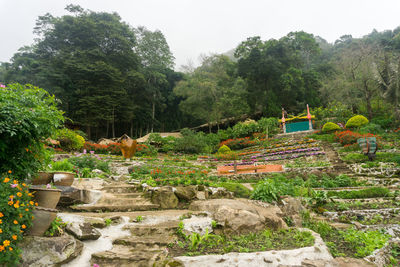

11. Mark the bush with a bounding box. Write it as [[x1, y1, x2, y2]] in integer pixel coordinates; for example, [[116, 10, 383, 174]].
[[371, 116, 393, 129], [53, 128, 85, 151], [174, 129, 219, 154], [215, 151, 238, 160], [322, 122, 341, 133], [68, 154, 110, 173], [345, 115, 369, 128], [0, 172, 34, 265], [217, 182, 251, 198], [359, 123, 383, 134], [0, 83, 64, 180], [50, 159, 74, 172], [218, 145, 231, 154]]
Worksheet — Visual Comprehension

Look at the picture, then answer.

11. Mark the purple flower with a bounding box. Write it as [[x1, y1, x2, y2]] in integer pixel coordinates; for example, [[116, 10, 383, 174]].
[[0, 84, 5, 88], [93, 264, 100, 267], [46, 184, 51, 189], [90, 150, 95, 154], [10, 184, 17, 188], [83, 149, 87, 154]]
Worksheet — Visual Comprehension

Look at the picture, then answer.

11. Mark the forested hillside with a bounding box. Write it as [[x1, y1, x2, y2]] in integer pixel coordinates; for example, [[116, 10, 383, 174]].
[[1, 5, 400, 140]]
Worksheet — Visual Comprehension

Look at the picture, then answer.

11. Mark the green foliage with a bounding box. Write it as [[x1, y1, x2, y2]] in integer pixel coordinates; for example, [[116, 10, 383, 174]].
[[104, 218, 112, 227], [52, 128, 85, 151], [359, 123, 383, 134], [345, 115, 369, 128], [370, 116, 393, 129], [311, 103, 353, 125], [308, 174, 357, 188], [327, 187, 391, 199], [0, 173, 34, 265], [44, 218, 67, 237], [148, 133, 177, 153], [340, 228, 390, 257], [322, 122, 340, 132], [135, 216, 144, 222], [174, 129, 219, 154], [0, 83, 64, 180], [217, 145, 231, 154], [251, 179, 279, 202], [50, 159, 74, 172], [68, 154, 110, 173], [217, 182, 251, 198]]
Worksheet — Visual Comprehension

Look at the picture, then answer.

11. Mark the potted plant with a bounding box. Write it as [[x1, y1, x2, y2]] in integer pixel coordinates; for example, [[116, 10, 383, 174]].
[[29, 184, 62, 209], [31, 171, 53, 185], [52, 171, 75, 186]]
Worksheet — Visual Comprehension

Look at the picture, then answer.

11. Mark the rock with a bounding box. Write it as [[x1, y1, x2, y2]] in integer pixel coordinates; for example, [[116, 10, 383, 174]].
[[85, 217, 106, 228], [333, 257, 376, 267], [20, 235, 83, 267], [151, 187, 179, 209], [281, 196, 305, 227], [66, 222, 101, 240], [189, 199, 287, 234], [175, 186, 197, 201], [365, 238, 399, 267], [57, 186, 102, 206], [105, 215, 124, 225], [196, 191, 208, 200], [209, 187, 234, 199]]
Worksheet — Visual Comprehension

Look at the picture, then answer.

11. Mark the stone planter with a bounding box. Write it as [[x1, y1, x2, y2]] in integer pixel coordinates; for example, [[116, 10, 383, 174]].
[[26, 207, 58, 236], [52, 172, 75, 186], [29, 187, 62, 209], [31, 171, 53, 185]]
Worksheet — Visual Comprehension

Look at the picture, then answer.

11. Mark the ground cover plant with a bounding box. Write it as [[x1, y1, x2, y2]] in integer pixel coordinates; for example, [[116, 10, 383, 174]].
[[169, 223, 315, 256], [326, 187, 391, 199], [301, 211, 390, 258]]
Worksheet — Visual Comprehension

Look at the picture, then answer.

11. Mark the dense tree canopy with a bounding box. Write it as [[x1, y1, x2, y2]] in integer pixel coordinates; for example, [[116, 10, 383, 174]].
[[1, 5, 400, 138]]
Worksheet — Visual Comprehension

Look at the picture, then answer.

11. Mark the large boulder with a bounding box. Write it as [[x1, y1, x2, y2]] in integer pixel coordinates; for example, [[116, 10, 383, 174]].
[[66, 221, 101, 241], [189, 199, 287, 234], [175, 186, 197, 201], [19, 235, 83, 267], [208, 187, 234, 199], [151, 187, 179, 209], [58, 186, 102, 206], [281, 196, 305, 227]]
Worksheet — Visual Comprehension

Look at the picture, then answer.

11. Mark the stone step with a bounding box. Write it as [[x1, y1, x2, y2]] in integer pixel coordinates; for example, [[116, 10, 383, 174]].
[[71, 203, 160, 212], [315, 186, 398, 191], [113, 235, 176, 250], [103, 185, 140, 193], [115, 192, 144, 198], [127, 221, 180, 236], [91, 245, 165, 267]]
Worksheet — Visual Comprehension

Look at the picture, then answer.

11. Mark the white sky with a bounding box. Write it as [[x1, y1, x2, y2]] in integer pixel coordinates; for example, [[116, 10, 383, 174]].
[[1, 0, 400, 70]]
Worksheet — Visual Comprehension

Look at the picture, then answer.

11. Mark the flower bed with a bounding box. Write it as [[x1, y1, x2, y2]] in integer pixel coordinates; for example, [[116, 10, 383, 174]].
[[0, 171, 34, 265], [83, 142, 152, 156]]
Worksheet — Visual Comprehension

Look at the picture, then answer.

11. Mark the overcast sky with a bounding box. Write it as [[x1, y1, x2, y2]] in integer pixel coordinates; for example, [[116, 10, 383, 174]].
[[1, 0, 400, 70]]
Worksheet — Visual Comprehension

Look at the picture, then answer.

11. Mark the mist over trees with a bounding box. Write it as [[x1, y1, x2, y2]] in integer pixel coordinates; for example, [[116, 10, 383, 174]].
[[1, 5, 400, 139]]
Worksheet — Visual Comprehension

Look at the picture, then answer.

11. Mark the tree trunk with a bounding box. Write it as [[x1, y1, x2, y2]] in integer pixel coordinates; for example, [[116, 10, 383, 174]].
[[112, 107, 115, 138], [151, 93, 156, 133], [106, 122, 109, 138], [364, 80, 373, 120], [130, 120, 133, 138]]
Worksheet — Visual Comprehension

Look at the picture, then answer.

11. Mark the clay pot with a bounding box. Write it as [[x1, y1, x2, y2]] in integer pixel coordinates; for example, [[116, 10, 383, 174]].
[[26, 207, 58, 236], [52, 172, 75, 186], [29, 187, 62, 209], [31, 172, 53, 185]]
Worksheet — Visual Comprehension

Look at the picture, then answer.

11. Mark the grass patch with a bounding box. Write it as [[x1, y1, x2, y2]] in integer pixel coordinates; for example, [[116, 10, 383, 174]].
[[327, 187, 391, 199], [216, 182, 252, 198]]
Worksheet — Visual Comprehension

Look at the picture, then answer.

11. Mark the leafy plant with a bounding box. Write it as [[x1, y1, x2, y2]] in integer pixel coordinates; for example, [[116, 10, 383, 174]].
[[327, 187, 391, 199], [50, 159, 74, 172], [52, 128, 85, 151], [0, 83, 64, 180], [104, 218, 112, 227], [217, 145, 231, 154], [345, 115, 369, 128], [135, 216, 143, 222], [322, 122, 341, 132], [251, 179, 279, 202], [0, 172, 34, 265], [44, 217, 67, 237], [68, 154, 110, 173]]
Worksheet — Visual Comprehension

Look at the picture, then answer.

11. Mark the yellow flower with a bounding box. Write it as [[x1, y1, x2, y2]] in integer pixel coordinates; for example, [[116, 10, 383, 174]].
[[29, 201, 34, 206], [22, 183, 26, 187], [9, 247, 12, 251], [0, 219, 2, 224], [21, 224, 26, 229], [13, 220, 18, 224], [19, 214, 22, 218], [0, 245, 4, 252], [3, 178, 10, 183], [3, 240, 10, 247], [0, 229, 2, 233], [17, 192, 22, 197], [13, 180, 18, 184], [0, 212, 3, 217], [35, 202, 38, 206], [12, 235, 17, 240], [8, 201, 13, 206], [14, 203, 19, 209]]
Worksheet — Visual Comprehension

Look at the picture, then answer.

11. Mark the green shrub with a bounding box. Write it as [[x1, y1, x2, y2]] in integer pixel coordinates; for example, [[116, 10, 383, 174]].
[[322, 122, 341, 132], [251, 179, 279, 202], [0, 172, 34, 265], [174, 129, 219, 154], [342, 153, 368, 163], [50, 159, 74, 172], [0, 83, 64, 180], [359, 123, 383, 134], [371, 116, 393, 129], [345, 115, 369, 128], [218, 145, 231, 154], [53, 128, 85, 151], [217, 182, 251, 198], [68, 154, 110, 173]]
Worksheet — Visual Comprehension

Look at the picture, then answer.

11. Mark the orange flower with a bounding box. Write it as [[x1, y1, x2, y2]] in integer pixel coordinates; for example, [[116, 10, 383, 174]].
[[9, 247, 12, 251], [12, 235, 17, 240], [21, 224, 26, 229], [14, 203, 19, 209], [0, 212, 3, 217], [0, 245, 4, 252], [13, 180, 18, 184], [17, 192, 22, 197], [8, 201, 13, 206], [3, 177, 10, 183], [3, 240, 10, 247], [22, 183, 26, 187], [19, 214, 22, 218], [8, 170, 12, 174], [0, 229, 2, 233], [25, 208, 29, 211], [29, 201, 34, 206], [25, 148, 29, 152], [0, 219, 2, 224], [35, 202, 38, 206], [13, 220, 18, 224]]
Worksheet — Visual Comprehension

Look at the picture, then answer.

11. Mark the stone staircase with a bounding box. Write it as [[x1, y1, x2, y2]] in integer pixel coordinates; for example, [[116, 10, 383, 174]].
[[90, 220, 179, 267], [71, 184, 159, 212]]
